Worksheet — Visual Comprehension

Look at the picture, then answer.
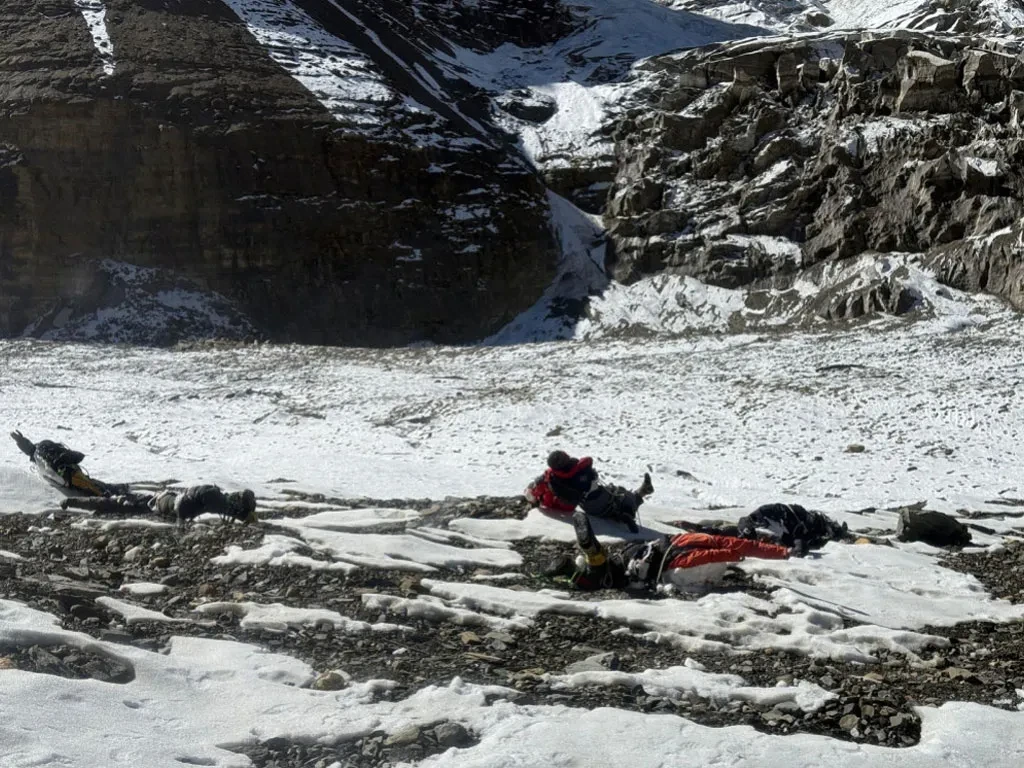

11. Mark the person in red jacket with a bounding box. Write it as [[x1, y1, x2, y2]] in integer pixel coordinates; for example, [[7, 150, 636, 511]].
[[564, 510, 791, 591], [524, 449, 653, 533]]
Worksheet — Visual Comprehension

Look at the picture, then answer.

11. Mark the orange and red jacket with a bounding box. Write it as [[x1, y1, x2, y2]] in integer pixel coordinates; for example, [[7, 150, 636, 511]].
[[663, 532, 790, 570]]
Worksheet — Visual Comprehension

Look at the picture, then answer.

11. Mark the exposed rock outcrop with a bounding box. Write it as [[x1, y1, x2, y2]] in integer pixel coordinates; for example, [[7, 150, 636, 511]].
[[407, 0, 574, 50], [603, 31, 1024, 318], [0, 0, 558, 345], [5, 2, 1024, 344], [929, 222, 1024, 307]]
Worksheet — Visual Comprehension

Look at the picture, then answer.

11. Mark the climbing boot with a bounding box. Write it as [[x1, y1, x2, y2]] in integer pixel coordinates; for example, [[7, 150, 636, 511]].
[[573, 510, 606, 566], [636, 472, 654, 499]]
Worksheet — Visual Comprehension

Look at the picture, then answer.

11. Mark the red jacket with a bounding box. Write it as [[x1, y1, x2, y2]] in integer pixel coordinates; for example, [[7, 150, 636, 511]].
[[664, 533, 790, 570], [524, 456, 596, 512]]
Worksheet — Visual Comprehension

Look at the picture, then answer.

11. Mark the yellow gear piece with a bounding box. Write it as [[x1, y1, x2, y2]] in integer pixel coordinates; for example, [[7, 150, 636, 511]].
[[585, 551, 607, 567], [69, 470, 104, 496]]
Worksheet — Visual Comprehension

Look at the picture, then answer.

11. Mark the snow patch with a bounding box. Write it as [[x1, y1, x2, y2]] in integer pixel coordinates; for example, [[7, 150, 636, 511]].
[[119, 582, 169, 597], [219, 0, 442, 144], [193, 601, 410, 634], [485, 191, 610, 343], [96, 596, 192, 625], [550, 663, 836, 712], [73, 0, 115, 76]]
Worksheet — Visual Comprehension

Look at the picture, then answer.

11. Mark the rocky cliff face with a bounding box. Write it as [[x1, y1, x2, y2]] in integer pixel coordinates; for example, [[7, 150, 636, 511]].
[[602, 31, 1024, 322], [0, 0, 558, 345], [407, 0, 574, 49], [3, 1, 1024, 345]]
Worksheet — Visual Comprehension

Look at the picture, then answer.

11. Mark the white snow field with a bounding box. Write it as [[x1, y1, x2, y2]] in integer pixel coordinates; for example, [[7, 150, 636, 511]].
[[3, 313, 1024, 766]]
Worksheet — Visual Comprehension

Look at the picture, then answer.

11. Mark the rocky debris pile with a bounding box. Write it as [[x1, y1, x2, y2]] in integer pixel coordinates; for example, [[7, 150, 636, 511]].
[[20, 260, 260, 346], [261, 492, 532, 527], [0, 643, 134, 684], [602, 31, 1024, 325], [235, 718, 477, 768], [942, 539, 1024, 602], [2, 493, 1024, 762]]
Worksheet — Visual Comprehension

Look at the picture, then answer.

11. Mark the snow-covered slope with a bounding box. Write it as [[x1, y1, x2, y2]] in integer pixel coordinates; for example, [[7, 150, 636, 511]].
[[4, 323, 1024, 764], [4, 313, 1023, 517], [437, 0, 765, 173], [20, 260, 258, 346]]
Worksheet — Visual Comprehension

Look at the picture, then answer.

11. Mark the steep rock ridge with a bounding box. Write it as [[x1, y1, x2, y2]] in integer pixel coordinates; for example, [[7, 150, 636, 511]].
[[0, 0, 556, 345], [408, 0, 575, 50], [439, 1, 766, 214], [603, 31, 1024, 318]]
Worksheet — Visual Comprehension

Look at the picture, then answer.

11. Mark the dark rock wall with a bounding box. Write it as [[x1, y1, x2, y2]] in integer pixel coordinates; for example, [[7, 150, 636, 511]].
[[604, 32, 1024, 312], [0, 0, 556, 345], [406, 0, 574, 51]]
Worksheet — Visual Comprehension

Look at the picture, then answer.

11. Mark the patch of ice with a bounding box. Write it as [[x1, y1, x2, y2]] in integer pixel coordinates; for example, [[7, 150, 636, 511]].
[[213, 534, 358, 573], [269, 520, 523, 572], [268, 508, 423, 532], [470, 572, 526, 582]]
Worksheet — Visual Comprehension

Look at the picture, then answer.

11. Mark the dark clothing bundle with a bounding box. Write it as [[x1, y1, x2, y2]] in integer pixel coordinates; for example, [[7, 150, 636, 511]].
[[568, 510, 790, 592], [62, 485, 257, 527], [13, 430, 256, 529], [10, 430, 127, 497], [737, 503, 848, 553]]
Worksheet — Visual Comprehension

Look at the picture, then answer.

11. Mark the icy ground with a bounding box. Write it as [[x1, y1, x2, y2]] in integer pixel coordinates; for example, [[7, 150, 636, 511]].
[[2, 319, 1024, 766]]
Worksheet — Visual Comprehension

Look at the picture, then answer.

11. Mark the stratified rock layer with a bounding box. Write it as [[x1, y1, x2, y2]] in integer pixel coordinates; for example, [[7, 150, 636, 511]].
[[605, 31, 1024, 318], [0, 0, 556, 345]]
